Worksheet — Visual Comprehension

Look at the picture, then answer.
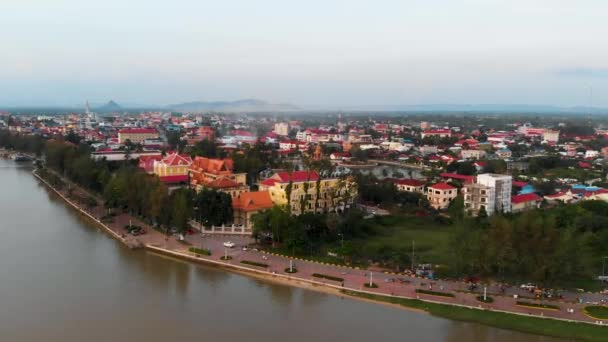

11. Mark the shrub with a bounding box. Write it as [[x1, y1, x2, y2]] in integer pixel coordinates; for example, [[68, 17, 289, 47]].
[[284, 267, 298, 274], [415, 289, 455, 298], [188, 247, 211, 256], [241, 260, 268, 268], [312, 273, 344, 282], [220, 256, 232, 260]]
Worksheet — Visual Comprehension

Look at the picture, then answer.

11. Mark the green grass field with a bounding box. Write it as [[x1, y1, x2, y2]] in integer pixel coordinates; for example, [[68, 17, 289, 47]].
[[355, 214, 455, 266], [344, 290, 608, 342]]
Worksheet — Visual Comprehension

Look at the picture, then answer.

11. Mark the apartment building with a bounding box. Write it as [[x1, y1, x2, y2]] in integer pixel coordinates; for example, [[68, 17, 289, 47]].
[[117, 128, 159, 144], [476, 173, 512, 213], [259, 171, 356, 215], [463, 183, 495, 216]]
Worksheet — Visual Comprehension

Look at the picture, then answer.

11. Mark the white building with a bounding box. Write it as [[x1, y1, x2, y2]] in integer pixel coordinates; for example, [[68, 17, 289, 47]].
[[543, 130, 560, 144], [461, 149, 486, 160], [463, 183, 495, 216], [476, 173, 512, 213]]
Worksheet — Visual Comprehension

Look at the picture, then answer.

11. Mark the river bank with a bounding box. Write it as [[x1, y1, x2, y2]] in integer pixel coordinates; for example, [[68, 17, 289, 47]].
[[32, 168, 608, 341]]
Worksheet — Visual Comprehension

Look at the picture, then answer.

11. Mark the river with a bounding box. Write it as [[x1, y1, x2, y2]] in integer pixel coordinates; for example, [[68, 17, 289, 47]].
[[0, 159, 562, 341]]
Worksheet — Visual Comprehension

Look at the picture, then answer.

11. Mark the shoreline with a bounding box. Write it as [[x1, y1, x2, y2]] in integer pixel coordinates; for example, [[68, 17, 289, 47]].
[[32, 169, 608, 341]]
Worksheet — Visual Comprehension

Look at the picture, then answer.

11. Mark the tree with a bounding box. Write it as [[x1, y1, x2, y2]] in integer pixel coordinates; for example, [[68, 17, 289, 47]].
[[193, 188, 233, 226]]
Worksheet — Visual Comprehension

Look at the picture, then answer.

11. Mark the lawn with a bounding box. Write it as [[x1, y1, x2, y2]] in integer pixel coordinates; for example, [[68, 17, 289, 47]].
[[585, 306, 608, 319], [353, 214, 455, 266], [343, 290, 608, 342]]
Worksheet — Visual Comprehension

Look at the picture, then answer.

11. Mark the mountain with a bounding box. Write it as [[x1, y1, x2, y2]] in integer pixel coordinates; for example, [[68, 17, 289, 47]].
[[95, 100, 122, 112], [168, 99, 298, 112]]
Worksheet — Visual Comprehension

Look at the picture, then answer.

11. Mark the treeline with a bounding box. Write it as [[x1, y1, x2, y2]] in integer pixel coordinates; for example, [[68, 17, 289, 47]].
[[447, 200, 608, 287], [1, 131, 232, 233], [355, 174, 428, 209], [0, 130, 45, 155]]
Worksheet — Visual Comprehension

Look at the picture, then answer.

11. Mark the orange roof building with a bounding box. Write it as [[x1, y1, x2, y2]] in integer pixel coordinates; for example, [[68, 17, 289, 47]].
[[189, 156, 248, 197], [232, 191, 274, 229]]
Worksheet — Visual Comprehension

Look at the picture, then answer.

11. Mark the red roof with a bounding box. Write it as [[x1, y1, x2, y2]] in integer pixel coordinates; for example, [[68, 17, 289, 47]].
[[391, 179, 425, 187], [275, 171, 320, 183], [440, 173, 475, 184], [512, 181, 528, 188], [161, 153, 192, 166], [511, 193, 542, 204], [423, 129, 451, 134], [118, 128, 157, 134], [428, 183, 456, 190], [578, 161, 592, 168], [232, 191, 273, 212]]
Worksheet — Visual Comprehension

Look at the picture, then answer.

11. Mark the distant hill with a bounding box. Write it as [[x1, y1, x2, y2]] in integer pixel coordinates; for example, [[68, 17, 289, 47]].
[[95, 100, 122, 112], [168, 99, 298, 112]]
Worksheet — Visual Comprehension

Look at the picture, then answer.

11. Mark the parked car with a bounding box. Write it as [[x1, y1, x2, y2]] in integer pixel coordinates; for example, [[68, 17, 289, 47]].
[[223, 241, 235, 248], [520, 283, 536, 291]]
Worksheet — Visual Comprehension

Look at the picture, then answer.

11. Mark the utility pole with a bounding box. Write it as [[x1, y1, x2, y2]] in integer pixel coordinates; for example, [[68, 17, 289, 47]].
[[369, 272, 373, 287]]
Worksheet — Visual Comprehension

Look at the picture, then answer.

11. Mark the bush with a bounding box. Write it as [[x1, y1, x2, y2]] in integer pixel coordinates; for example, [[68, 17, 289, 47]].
[[312, 273, 344, 282], [476, 295, 494, 303], [241, 260, 268, 268], [516, 301, 559, 310], [284, 267, 298, 274], [220, 256, 232, 260], [188, 247, 211, 256], [415, 289, 455, 298]]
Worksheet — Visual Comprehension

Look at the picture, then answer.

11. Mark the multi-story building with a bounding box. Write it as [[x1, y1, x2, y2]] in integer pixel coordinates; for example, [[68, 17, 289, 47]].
[[189, 157, 248, 198], [153, 152, 193, 183], [426, 183, 457, 210], [274, 122, 290, 136], [463, 183, 495, 216], [543, 130, 560, 144], [421, 129, 451, 139], [259, 171, 356, 215], [476, 173, 512, 213], [117, 128, 159, 144]]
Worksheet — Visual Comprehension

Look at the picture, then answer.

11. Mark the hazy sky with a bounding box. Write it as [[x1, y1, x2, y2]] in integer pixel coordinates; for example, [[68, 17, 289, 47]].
[[1, 0, 607, 107]]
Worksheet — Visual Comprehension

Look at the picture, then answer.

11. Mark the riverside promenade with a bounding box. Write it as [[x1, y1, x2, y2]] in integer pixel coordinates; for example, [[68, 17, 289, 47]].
[[33, 169, 608, 329]]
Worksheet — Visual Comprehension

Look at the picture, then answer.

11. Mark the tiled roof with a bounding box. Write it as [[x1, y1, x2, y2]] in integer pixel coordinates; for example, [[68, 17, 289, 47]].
[[511, 193, 542, 204], [232, 191, 273, 212], [439, 173, 475, 184], [161, 153, 193, 166], [429, 182, 456, 190], [206, 177, 241, 189], [275, 171, 319, 183], [391, 179, 425, 187]]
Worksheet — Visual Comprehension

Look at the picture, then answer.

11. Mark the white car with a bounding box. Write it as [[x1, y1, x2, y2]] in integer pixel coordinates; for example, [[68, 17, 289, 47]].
[[223, 241, 235, 248]]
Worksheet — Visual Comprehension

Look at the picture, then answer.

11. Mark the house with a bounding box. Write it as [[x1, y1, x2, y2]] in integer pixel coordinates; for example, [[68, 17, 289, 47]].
[[232, 191, 274, 229], [189, 157, 248, 197], [153, 152, 193, 183], [426, 183, 457, 210], [138, 155, 163, 174], [391, 179, 425, 193], [258, 171, 356, 215], [439, 173, 475, 185], [511, 193, 542, 212]]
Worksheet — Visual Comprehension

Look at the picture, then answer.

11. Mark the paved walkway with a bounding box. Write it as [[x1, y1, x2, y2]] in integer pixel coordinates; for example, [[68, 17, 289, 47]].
[[36, 170, 608, 326]]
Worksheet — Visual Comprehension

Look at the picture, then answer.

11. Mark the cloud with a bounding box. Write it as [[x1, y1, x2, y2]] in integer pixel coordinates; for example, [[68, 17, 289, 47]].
[[555, 68, 608, 78]]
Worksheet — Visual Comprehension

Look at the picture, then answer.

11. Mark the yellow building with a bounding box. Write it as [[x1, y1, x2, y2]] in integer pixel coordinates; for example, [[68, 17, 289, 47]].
[[258, 171, 356, 215], [427, 183, 457, 210], [153, 152, 193, 184], [118, 128, 159, 144]]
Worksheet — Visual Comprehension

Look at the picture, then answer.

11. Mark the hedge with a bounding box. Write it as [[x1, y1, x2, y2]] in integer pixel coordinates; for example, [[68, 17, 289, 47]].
[[415, 289, 455, 298], [241, 260, 269, 268], [312, 273, 344, 282], [188, 247, 211, 256]]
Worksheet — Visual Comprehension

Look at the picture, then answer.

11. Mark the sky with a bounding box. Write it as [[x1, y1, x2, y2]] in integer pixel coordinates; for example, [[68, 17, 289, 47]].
[[1, 0, 607, 108]]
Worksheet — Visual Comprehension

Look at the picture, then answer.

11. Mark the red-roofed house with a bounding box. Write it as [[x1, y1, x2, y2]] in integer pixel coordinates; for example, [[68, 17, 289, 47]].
[[427, 183, 457, 209], [138, 155, 163, 174], [511, 193, 542, 212], [153, 152, 192, 183], [189, 156, 248, 197], [440, 173, 475, 184], [232, 191, 274, 228], [421, 129, 451, 139]]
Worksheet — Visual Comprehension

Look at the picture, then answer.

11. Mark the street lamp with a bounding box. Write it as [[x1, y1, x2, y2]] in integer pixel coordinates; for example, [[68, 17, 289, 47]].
[[602, 256, 608, 278]]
